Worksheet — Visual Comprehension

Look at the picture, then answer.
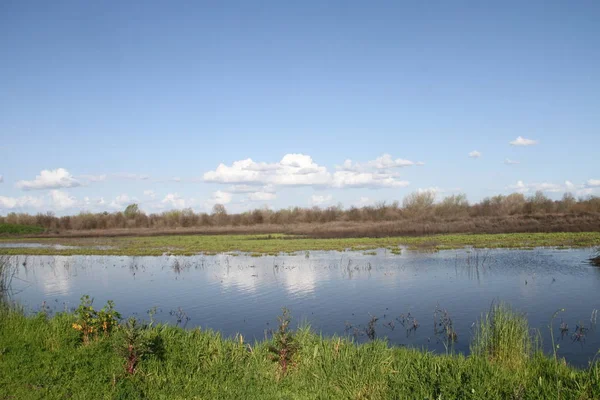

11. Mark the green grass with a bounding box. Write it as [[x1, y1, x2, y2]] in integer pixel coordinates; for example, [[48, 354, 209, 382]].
[[0, 231, 599, 256], [0, 223, 44, 236], [471, 302, 533, 369], [0, 303, 598, 399]]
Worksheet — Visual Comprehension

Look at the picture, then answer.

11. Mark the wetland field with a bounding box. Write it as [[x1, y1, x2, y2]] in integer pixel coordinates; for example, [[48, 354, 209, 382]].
[[1, 232, 599, 398]]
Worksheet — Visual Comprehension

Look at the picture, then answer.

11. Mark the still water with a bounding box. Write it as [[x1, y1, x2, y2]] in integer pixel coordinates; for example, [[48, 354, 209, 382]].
[[5, 247, 600, 367]]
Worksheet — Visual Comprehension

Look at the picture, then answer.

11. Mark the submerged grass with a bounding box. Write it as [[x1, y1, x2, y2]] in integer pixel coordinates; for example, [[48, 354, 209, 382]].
[[0, 302, 599, 399], [0, 231, 599, 256]]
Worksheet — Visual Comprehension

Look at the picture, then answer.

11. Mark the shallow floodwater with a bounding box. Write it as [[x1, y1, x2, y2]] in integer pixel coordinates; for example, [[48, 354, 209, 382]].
[[5, 248, 600, 367], [0, 242, 79, 249]]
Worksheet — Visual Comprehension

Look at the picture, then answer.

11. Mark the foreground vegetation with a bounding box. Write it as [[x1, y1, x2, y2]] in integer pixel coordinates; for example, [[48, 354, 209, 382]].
[[0, 301, 598, 399], [0, 231, 599, 256], [2, 191, 600, 239]]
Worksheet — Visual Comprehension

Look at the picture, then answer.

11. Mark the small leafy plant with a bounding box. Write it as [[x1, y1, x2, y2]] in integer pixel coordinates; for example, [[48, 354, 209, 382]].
[[72, 295, 121, 344], [117, 317, 153, 375], [268, 308, 299, 376]]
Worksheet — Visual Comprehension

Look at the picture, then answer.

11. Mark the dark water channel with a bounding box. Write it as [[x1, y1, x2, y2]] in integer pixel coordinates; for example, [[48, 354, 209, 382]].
[[5, 247, 600, 367]]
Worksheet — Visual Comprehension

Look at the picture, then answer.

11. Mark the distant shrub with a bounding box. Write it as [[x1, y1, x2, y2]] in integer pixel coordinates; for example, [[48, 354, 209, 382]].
[[0, 223, 44, 235]]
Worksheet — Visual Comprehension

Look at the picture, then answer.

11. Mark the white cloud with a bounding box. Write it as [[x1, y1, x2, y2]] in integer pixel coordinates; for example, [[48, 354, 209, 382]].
[[109, 194, 136, 209], [576, 188, 595, 196], [205, 153, 418, 190], [504, 158, 520, 165], [49, 190, 77, 210], [310, 194, 333, 205], [78, 174, 107, 182], [16, 168, 81, 191], [586, 179, 600, 187], [417, 187, 443, 195], [212, 190, 232, 204], [143, 190, 156, 199], [508, 180, 569, 194], [203, 190, 233, 210], [0, 190, 78, 211], [161, 193, 187, 209], [468, 150, 481, 159], [332, 170, 409, 189], [566, 181, 598, 196], [0, 195, 44, 210], [228, 184, 275, 194], [353, 197, 375, 207], [509, 136, 538, 146], [247, 191, 276, 201], [113, 173, 150, 180], [204, 154, 331, 186], [337, 154, 423, 172]]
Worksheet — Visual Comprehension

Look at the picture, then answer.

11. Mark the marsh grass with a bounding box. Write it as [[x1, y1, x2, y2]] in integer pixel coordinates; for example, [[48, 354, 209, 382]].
[[471, 302, 532, 368], [0, 255, 17, 300], [1, 231, 600, 256]]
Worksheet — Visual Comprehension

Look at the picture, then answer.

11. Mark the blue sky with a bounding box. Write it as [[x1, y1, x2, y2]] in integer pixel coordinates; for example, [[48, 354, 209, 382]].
[[1, 1, 599, 215]]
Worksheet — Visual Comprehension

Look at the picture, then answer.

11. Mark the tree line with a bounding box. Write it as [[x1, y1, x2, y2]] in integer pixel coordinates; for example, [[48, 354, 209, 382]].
[[1, 191, 599, 232]]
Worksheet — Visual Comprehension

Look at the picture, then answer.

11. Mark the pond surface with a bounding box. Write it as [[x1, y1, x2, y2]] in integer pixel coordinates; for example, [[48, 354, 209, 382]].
[[5, 248, 600, 367]]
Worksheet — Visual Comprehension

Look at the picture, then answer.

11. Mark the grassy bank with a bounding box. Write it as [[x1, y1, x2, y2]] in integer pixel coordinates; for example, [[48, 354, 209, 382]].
[[0, 231, 599, 256], [0, 302, 598, 399]]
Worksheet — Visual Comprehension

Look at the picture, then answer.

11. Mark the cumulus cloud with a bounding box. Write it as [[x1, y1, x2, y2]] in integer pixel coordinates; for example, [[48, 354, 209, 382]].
[[508, 180, 570, 194], [310, 194, 333, 205], [77, 174, 107, 183], [211, 190, 232, 204], [586, 179, 600, 187], [228, 184, 275, 194], [204, 154, 330, 186], [0, 190, 78, 211], [332, 170, 409, 188], [353, 197, 375, 207], [16, 168, 81, 190], [337, 154, 423, 172], [468, 150, 481, 159], [161, 193, 187, 209], [504, 158, 520, 165], [113, 173, 150, 180], [510, 136, 538, 146], [417, 187, 443, 195], [143, 190, 156, 199], [109, 194, 136, 209], [0, 195, 44, 210], [203, 191, 233, 210], [49, 190, 77, 210], [205, 153, 417, 190], [247, 191, 276, 201]]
